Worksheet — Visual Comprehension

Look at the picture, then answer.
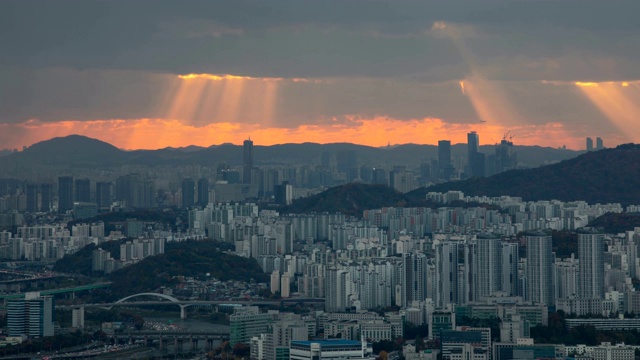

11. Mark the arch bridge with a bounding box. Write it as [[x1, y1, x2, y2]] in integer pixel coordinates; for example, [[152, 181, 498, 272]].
[[114, 293, 191, 319]]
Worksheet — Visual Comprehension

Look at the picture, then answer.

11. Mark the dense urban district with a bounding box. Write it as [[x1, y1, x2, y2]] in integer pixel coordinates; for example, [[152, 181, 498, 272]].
[[0, 135, 639, 360]]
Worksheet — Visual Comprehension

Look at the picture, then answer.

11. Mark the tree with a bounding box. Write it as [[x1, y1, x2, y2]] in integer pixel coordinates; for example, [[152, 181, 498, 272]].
[[377, 350, 388, 360], [233, 343, 250, 358]]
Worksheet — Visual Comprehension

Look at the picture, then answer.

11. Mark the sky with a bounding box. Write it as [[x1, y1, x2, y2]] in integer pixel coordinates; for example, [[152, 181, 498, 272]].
[[1, 0, 640, 150]]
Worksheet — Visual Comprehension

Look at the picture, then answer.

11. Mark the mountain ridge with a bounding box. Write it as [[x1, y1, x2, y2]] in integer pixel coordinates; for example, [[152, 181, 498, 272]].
[[0, 135, 582, 170]]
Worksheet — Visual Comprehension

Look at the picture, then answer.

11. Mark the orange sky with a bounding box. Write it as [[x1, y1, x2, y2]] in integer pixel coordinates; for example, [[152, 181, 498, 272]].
[[1, 117, 605, 151], [1, 73, 636, 151]]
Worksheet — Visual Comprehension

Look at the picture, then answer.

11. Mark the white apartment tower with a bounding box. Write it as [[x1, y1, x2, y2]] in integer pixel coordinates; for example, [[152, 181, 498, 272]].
[[436, 241, 459, 307], [578, 231, 605, 299], [526, 233, 554, 305], [475, 235, 501, 298]]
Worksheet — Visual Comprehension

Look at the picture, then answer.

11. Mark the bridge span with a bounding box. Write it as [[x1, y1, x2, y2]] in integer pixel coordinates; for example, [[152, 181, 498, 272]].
[[59, 293, 324, 319]]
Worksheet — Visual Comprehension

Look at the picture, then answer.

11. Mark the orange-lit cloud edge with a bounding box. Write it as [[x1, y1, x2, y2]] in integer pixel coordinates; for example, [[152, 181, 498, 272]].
[[2, 73, 637, 151]]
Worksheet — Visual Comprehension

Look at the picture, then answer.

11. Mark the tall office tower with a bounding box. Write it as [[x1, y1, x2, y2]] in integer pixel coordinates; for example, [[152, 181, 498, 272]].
[[401, 252, 428, 307], [436, 242, 459, 307], [336, 150, 358, 182], [243, 138, 254, 184], [467, 132, 485, 177], [467, 131, 479, 155], [495, 139, 517, 174], [474, 235, 501, 299], [7, 293, 54, 337], [197, 178, 209, 206], [586, 137, 594, 151], [95, 181, 112, 211], [501, 242, 519, 296], [438, 140, 453, 180], [596, 137, 604, 150], [40, 184, 52, 212], [525, 234, 554, 305], [578, 231, 605, 299], [26, 184, 38, 212], [74, 178, 91, 203], [57, 176, 73, 213], [181, 178, 195, 208]]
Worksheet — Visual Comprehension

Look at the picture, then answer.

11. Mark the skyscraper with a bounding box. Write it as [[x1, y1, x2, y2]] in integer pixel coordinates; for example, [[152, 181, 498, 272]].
[[467, 131, 479, 155], [96, 181, 112, 211], [74, 178, 91, 203], [495, 139, 517, 174], [197, 178, 209, 206], [40, 184, 52, 212], [467, 132, 485, 177], [578, 230, 605, 299], [58, 176, 73, 213], [181, 178, 195, 208], [596, 137, 604, 150], [243, 138, 254, 184], [525, 233, 554, 305], [438, 140, 453, 180], [586, 137, 594, 151]]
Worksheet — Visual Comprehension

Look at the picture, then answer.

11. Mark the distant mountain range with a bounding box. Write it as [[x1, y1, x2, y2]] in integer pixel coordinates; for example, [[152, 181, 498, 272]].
[[0, 135, 581, 171]]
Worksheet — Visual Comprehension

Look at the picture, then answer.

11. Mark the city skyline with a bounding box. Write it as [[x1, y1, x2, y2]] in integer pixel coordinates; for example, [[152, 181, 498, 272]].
[[1, 1, 640, 150]]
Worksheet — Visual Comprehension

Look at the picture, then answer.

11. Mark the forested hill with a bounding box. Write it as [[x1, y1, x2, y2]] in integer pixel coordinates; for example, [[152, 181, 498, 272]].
[[409, 144, 640, 205], [281, 183, 409, 217], [54, 239, 268, 300]]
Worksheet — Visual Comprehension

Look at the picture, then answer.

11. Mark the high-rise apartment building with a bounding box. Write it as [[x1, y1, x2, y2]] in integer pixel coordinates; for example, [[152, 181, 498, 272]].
[[115, 174, 155, 209], [436, 242, 459, 307], [324, 267, 354, 312], [197, 178, 209, 206], [586, 137, 594, 151], [181, 178, 195, 208], [40, 184, 52, 212], [467, 132, 485, 177], [500, 242, 519, 297], [96, 181, 112, 211], [74, 178, 91, 203], [401, 252, 428, 308], [58, 176, 73, 213], [525, 233, 554, 305], [596, 137, 604, 150], [243, 138, 254, 184], [578, 230, 605, 299], [475, 235, 501, 298]]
